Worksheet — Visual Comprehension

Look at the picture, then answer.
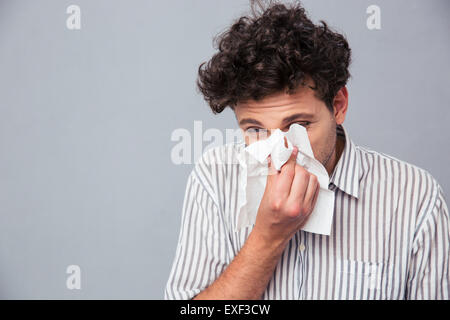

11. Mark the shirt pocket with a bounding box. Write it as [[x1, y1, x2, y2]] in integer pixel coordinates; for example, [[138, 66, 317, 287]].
[[338, 259, 393, 299]]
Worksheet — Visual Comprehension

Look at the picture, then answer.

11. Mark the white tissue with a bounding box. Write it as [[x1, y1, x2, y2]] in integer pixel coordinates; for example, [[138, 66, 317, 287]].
[[235, 123, 335, 235]]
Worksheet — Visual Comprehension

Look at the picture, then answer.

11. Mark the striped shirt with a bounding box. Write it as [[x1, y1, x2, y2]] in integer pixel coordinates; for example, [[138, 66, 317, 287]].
[[165, 124, 450, 300]]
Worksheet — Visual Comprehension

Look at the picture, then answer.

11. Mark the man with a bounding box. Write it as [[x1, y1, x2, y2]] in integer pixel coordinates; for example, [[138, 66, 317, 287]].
[[165, 1, 449, 299]]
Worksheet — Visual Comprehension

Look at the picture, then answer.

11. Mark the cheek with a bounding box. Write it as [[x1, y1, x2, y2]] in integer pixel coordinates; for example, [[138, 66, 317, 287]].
[[306, 126, 321, 148], [309, 137, 320, 157], [306, 127, 328, 160], [306, 131, 319, 154], [244, 135, 258, 146]]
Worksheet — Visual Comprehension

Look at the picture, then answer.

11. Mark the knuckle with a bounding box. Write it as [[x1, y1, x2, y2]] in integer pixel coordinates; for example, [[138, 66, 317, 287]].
[[286, 204, 301, 218], [304, 205, 312, 215], [296, 168, 308, 179], [300, 205, 309, 216], [283, 164, 295, 175], [285, 169, 295, 180], [270, 200, 283, 212]]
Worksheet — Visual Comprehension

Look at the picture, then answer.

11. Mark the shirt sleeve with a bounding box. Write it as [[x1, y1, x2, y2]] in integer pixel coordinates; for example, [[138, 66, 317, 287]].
[[406, 184, 450, 300], [164, 170, 231, 300]]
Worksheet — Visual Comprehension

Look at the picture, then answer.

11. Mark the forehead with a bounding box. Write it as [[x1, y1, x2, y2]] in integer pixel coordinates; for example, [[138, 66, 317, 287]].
[[236, 75, 317, 108], [234, 86, 325, 122]]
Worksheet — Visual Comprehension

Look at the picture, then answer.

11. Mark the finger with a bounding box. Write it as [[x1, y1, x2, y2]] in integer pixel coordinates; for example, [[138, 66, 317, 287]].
[[311, 183, 320, 210], [304, 183, 320, 221], [287, 164, 309, 203], [276, 146, 298, 195], [303, 174, 320, 211]]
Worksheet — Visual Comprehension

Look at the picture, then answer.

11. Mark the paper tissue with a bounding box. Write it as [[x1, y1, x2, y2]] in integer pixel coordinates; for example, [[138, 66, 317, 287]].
[[235, 123, 335, 235]]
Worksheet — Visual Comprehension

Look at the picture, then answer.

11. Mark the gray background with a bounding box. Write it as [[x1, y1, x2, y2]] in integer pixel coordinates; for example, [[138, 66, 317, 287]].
[[0, 0, 448, 299]]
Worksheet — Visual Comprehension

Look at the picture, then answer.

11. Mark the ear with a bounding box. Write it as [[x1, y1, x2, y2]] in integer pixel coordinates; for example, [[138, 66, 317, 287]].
[[332, 86, 348, 125]]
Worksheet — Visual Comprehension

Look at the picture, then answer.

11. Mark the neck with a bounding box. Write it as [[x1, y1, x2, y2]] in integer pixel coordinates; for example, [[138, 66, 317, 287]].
[[325, 134, 345, 177]]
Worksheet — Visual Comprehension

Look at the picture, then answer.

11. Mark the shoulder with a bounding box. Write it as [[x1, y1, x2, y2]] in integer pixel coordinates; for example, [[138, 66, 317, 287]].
[[189, 142, 245, 203], [356, 143, 444, 217], [192, 142, 245, 177], [357, 144, 439, 185], [196, 141, 245, 167]]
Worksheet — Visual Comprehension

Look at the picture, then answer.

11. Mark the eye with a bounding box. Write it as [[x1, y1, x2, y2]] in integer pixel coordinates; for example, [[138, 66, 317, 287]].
[[245, 127, 268, 134], [245, 127, 270, 140], [291, 121, 311, 128]]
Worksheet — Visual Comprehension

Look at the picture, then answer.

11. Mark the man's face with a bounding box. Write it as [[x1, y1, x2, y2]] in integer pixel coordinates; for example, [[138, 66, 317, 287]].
[[234, 81, 346, 171]]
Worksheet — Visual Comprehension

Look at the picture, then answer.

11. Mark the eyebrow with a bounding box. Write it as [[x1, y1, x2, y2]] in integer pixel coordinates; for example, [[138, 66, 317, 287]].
[[282, 112, 315, 124], [239, 112, 315, 127], [239, 118, 264, 127]]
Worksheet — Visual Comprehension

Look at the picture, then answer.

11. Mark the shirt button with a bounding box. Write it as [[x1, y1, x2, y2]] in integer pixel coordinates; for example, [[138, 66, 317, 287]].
[[299, 244, 306, 252]]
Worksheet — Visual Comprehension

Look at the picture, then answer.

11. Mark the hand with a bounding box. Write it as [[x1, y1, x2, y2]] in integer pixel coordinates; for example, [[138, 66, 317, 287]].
[[253, 145, 320, 247]]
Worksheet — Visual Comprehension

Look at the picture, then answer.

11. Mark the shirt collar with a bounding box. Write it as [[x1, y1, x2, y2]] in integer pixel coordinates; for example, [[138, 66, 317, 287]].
[[329, 124, 361, 199]]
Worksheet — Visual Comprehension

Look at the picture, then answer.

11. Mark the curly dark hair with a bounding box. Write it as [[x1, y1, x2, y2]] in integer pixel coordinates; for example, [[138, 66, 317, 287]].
[[196, 0, 352, 114]]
